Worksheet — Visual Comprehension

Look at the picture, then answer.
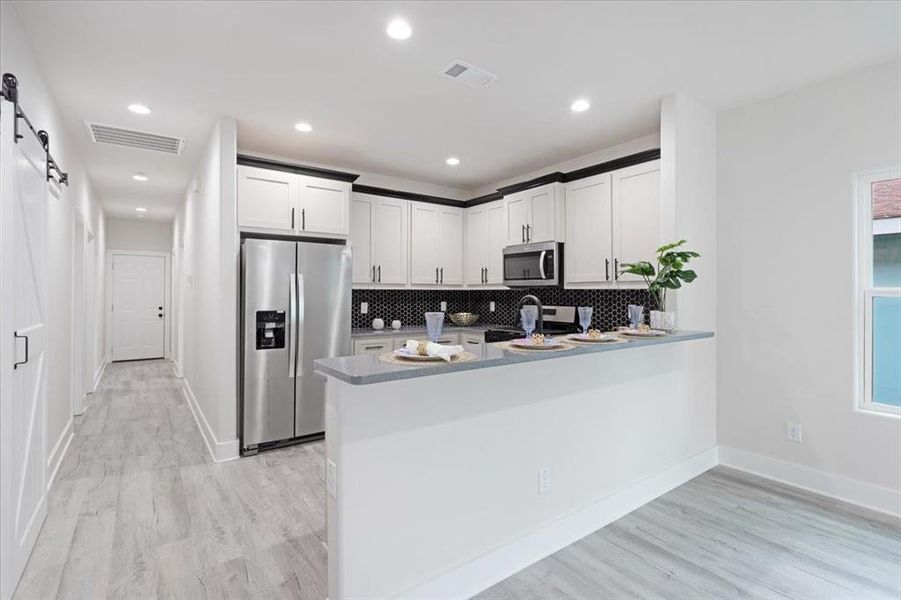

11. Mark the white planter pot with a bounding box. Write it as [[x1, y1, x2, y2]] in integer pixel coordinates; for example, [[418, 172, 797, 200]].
[[650, 310, 676, 331]]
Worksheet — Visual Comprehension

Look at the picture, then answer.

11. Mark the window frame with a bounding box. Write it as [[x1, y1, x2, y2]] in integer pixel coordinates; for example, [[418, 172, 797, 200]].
[[856, 168, 901, 416]]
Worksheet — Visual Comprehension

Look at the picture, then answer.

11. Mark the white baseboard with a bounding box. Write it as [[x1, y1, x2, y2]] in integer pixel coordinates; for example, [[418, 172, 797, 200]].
[[399, 446, 719, 600], [92, 355, 109, 392], [46, 418, 74, 491], [180, 377, 239, 463], [718, 445, 900, 517]]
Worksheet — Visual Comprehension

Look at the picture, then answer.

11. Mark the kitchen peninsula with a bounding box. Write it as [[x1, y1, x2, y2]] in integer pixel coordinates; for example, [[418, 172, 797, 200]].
[[316, 330, 716, 599]]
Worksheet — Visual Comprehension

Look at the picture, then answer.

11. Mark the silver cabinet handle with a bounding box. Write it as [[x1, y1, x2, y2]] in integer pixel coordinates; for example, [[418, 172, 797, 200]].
[[614, 258, 619, 281], [440, 267, 444, 284], [13, 331, 28, 369], [526, 224, 531, 242], [377, 265, 381, 282], [291, 207, 295, 229], [371, 265, 376, 282], [435, 267, 439, 284], [288, 273, 297, 378], [301, 208, 306, 230], [363, 344, 385, 350], [605, 259, 610, 281], [521, 224, 525, 243]]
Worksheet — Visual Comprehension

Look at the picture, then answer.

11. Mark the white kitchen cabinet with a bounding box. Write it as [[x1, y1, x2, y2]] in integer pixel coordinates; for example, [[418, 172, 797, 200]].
[[392, 332, 460, 349], [237, 165, 297, 232], [351, 193, 409, 285], [459, 332, 484, 357], [411, 202, 462, 286], [563, 160, 661, 288], [238, 165, 351, 237], [353, 338, 393, 355], [565, 173, 613, 284], [297, 176, 350, 236], [612, 161, 661, 283], [504, 182, 564, 245], [464, 200, 507, 286]]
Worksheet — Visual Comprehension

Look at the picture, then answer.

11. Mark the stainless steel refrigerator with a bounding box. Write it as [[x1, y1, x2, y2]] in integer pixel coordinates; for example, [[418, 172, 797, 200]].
[[240, 238, 351, 454]]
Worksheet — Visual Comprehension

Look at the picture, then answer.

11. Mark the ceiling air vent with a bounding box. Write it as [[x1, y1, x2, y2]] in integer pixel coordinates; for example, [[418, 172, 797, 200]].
[[87, 122, 183, 154], [442, 60, 497, 89]]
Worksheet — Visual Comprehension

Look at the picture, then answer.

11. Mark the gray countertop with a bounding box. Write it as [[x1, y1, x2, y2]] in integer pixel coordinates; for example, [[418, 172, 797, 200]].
[[352, 325, 490, 338], [317, 330, 714, 385]]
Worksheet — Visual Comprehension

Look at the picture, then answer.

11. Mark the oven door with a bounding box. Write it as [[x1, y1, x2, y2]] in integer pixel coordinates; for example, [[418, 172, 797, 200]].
[[503, 241, 560, 287]]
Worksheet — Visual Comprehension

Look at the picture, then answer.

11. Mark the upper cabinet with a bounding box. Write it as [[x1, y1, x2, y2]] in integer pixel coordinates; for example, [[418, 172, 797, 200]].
[[350, 193, 409, 285], [411, 203, 463, 286], [504, 182, 565, 245], [564, 160, 662, 288], [237, 165, 351, 237], [464, 200, 507, 286]]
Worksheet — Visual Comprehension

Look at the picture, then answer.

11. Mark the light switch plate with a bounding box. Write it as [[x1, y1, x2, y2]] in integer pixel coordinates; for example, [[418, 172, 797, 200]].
[[360, 302, 368, 314], [440, 301, 447, 311], [489, 301, 495, 312]]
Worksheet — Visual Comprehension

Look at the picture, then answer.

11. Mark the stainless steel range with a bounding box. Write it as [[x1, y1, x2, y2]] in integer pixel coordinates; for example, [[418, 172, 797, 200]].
[[484, 305, 580, 343]]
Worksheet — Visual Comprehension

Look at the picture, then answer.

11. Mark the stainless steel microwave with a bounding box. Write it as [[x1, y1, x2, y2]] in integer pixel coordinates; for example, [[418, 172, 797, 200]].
[[502, 241, 561, 287]]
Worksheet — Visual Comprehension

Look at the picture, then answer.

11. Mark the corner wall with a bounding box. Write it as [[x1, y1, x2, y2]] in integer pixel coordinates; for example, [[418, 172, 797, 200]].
[[173, 118, 240, 461], [716, 60, 901, 504]]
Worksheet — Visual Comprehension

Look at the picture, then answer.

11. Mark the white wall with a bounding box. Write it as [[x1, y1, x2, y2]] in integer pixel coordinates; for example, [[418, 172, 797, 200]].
[[1, 2, 107, 482], [173, 118, 239, 461], [106, 218, 172, 252], [717, 60, 901, 495]]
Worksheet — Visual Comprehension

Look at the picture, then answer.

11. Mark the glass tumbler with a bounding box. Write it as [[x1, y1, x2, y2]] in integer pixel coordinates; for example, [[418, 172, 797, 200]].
[[424, 312, 445, 343], [627, 304, 644, 329], [577, 306, 593, 333], [520, 306, 538, 339]]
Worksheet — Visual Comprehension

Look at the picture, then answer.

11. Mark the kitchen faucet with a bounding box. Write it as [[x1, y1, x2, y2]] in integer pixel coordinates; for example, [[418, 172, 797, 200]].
[[517, 294, 544, 335]]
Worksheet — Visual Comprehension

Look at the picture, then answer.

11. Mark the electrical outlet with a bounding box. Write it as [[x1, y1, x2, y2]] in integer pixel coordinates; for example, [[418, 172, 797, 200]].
[[326, 459, 338, 499], [786, 422, 802, 443], [360, 302, 368, 314], [440, 301, 447, 311], [538, 468, 551, 495], [489, 301, 495, 312]]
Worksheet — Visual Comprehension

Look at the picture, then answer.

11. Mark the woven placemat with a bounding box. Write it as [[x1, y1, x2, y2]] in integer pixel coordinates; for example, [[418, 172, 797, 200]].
[[378, 351, 478, 366], [564, 334, 629, 346], [492, 340, 577, 353]]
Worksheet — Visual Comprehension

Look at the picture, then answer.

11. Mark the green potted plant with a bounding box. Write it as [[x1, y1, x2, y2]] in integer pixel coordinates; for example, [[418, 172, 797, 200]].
[[619, 240, 700, 330]]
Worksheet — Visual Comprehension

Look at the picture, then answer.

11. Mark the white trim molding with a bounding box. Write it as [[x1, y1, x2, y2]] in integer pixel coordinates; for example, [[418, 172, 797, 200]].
[[92, 355, 109, 393], [718, 445, 901, 517], [46, 418, 73, 491], [398, 446, 719, 600], [180, 377, 239, 463]]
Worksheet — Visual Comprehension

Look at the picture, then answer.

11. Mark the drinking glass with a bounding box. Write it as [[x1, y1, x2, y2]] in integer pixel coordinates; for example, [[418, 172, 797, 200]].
[[520, 306, 538, 339], [424, 312, 445, 343], [627, 304, 644, 329], [577, 306, 593, 333]]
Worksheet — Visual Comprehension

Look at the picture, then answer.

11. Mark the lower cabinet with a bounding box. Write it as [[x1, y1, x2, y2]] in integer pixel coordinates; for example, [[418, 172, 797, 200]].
[[393, 333, 460, 349], [353, 332, 477, 355], [352, 338, 393, 355], [460, 332, 484, 357]]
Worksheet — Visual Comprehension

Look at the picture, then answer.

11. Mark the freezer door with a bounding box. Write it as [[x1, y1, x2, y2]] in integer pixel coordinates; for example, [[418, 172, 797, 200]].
[[295, 242, 352, 437], [242, 238, 297, 447]]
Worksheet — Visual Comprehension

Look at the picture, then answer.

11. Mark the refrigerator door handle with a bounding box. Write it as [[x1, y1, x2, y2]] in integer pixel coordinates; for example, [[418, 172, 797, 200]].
[[296, 273, 305, 376], [288, 273, 298, 378]]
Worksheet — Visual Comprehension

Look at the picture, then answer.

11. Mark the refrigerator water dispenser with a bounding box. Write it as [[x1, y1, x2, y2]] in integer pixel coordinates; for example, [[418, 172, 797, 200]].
[[255, 310, 286, 350]]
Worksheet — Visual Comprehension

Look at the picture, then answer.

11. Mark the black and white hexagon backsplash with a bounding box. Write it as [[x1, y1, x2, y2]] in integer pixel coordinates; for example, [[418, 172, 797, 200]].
[[351, 287, 655, 331]]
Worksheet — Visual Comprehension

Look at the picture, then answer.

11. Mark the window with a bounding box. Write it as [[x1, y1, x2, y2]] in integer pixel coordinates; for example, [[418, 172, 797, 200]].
[[858, 170, 901, 414]]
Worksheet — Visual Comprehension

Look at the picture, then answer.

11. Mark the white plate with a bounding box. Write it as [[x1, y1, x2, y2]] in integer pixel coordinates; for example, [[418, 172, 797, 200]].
[[393, 348, 454, 361], [568, 333, 620, 343], [509, 338, 565, 350], [616, 328, 667, 337]]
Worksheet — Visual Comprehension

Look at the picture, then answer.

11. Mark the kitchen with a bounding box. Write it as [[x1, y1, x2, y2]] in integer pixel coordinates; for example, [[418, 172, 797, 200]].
[[1, 3, 899, 600]]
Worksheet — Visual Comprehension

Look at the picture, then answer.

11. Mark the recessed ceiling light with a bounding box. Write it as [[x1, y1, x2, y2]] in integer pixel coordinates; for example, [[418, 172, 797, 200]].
[[570, 98, 591, 113], [446, 157, 460, 166], [128, 103, 152, 115], [294, 122, 313, 133], [386, 18, 412, 40], [133, 173, 148, 181], [135, 207, 147, 212]]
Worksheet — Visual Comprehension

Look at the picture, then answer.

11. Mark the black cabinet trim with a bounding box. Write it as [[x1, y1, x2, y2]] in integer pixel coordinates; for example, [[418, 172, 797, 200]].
[[562, 148, 661, 183], [352, 184, 464, 207], [496, 172, 566, 196], [237, 154, 360, 182]]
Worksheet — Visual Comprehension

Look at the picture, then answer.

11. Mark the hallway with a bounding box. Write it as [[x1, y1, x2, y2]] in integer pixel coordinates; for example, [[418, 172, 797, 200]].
[[12, 360, 328, 600]]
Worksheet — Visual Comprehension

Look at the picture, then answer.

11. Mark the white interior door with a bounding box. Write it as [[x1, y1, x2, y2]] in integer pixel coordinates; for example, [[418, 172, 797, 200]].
[[0, 110, 49, 600], [71, 217, 86, 414], [84, 233, 96, 395], [112, 254, 166, 361]]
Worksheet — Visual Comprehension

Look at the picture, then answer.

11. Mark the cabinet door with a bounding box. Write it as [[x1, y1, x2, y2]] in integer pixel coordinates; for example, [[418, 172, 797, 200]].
[[464, 206, 487, 285], [485, 201, 507, 284], [437, 206, 463, 285], [612, 162, 661, 283], [460, 333, 484, 357], [565, 174, 613, 284], [505, 193, 530, 245], [298, 176, 350, 236], [237, 165, 296, 231], [353, 338, 392, 355], [374, 198, 409, 285], [350, 194, 375, 284], [410, 203, 439, 284], [527, 186, 557, 243]]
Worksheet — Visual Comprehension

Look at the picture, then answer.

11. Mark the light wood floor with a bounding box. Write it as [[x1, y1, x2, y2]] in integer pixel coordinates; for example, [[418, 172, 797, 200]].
[[13, 360, 327, 600], [477, 468, 901, 600], [14, 359, 901, 599]]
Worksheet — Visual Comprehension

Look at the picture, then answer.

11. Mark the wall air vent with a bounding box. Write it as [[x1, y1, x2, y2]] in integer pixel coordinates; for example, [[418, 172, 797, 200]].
[[442, 60, 497, 89], [87, 122, 183, 154]]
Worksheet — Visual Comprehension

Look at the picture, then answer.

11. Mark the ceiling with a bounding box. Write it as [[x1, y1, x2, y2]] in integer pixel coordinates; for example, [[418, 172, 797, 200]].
[[12, 1, 901, 221]]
